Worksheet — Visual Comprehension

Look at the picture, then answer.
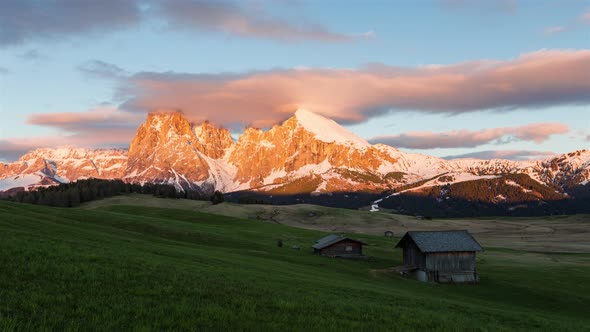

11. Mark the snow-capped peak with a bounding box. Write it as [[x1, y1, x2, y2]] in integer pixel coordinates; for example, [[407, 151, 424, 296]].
[[293, 108, 370, 148]]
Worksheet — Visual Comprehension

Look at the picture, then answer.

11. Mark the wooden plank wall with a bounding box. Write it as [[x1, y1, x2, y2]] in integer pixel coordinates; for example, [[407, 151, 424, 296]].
[[320, 240, 362, 256], [403, 241, 426, 269], [425, 252, 476, 272]]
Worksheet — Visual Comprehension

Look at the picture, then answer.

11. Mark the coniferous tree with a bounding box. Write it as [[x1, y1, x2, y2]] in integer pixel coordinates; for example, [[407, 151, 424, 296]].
[[210, 190, 224, 205]]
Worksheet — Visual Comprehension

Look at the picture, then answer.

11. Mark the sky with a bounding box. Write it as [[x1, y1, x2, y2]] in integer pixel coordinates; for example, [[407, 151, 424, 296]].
[[0, 0, 589, 162]]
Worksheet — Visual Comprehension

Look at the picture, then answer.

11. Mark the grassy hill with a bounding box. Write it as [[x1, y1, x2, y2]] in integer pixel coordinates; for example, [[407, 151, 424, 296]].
[[81, 194, 590, 253], [1, 200, 589, 331]]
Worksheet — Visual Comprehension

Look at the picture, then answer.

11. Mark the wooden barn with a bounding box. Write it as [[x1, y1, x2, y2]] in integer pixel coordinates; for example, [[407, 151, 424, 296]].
[[395, 230, 483, 283], [312, 234, 367, 258]]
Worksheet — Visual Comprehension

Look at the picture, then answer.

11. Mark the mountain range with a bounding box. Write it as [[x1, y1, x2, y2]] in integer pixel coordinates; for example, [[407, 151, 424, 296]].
[[1, 109, 589, 215]]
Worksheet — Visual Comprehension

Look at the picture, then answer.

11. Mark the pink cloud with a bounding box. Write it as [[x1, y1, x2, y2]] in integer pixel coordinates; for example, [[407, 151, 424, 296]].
[[580, 9, 590, 24], [27, 106, 143, 131], [1, 131, 133, 149], [3, 50, 588, 160], [368, 122, 569, 149], [0, 107, 142, 161], [443, 150, 557, 161], [121, 49, 590, 127], [0, 129, 132, 162]]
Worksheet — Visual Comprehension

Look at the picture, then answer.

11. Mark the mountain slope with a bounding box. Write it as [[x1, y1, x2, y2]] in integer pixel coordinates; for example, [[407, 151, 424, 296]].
[[125, 111, 214, 192], [0, 148, 128, 191], [0, 109, 588, 214], [228, 109, 401, 193]]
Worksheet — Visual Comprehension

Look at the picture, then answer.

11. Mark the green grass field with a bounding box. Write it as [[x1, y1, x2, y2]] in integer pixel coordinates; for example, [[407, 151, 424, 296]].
[[1, 199, 589, 331], [81, 194, 590, 253]]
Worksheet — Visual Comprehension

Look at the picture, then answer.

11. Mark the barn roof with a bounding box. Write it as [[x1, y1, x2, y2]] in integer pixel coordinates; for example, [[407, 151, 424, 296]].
[[312, 234, 367, 250], [395, 230, 483, 253]]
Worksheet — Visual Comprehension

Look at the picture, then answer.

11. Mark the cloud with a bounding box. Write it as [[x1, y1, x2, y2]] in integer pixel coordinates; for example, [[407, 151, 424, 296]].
[[26, 107, 143, 132], [544, 26, 566, 36], [0, 67, 8, 75], [0, 107, 144, 161], [541, 7, 590, 37], [0, 140, 33, 163], [0, 0, 141, 46], [3, 49, 587, 158], [368, 123, 569, 149], [18, 49, 47, 61], [78, 60, 127, 79], [117, 49, 590, 127], [443, 150, 557, 161], [0, 0, 368, 46], [155, 0, 367, 43], [0, 130, 133, 163]]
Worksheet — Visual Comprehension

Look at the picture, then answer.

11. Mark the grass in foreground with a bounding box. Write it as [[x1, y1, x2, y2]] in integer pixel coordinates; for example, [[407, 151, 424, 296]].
[[1, 200, 589, 331]]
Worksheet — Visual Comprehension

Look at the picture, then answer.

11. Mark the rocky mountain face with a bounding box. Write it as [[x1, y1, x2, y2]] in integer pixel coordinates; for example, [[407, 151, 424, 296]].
[[193, 121, 233, 159], [1, 148, 127, 179], [229, 110, 401, 193], [0, 148, 128, 192], [1, 109, 589, 210], [125, 111, 214, 193], [447, 151, 590, 190]]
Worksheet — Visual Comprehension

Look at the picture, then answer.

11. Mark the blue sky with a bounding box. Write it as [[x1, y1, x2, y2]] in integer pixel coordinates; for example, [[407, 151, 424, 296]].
[[0, 0, 589, 162]]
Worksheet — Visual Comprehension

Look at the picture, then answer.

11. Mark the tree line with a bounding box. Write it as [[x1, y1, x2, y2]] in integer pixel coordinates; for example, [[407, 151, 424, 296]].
[[3, 178, 224, 207]]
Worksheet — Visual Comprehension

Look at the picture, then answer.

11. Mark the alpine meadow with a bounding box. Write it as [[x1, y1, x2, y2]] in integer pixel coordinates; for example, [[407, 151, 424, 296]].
[[1, 200, 589, 331]]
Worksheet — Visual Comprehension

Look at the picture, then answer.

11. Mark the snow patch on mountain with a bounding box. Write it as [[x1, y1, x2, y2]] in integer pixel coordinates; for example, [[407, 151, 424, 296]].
[[294, 109, 370, 148], [296, 159, 333, 176], [505, 180, 532, 193], [375, 144, 452, 177], [0, 174, 44, 191], [259, 140, 276, 149], [200, 152, 239, 192], [52, 174, 70, 184], [262, 169, 288, 186], [412, 173, 500, 191]]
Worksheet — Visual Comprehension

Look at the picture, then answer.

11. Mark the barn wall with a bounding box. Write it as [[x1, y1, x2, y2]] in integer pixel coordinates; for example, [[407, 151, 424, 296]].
[[320, 240, 362, 256], [425, 252, 476, 272], [403, 241, 426, 270]]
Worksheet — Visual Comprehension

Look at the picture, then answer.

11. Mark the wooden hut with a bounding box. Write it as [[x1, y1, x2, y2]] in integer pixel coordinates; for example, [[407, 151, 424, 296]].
[[395, 230, 483, 283], [312, 234, 367, 258]]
